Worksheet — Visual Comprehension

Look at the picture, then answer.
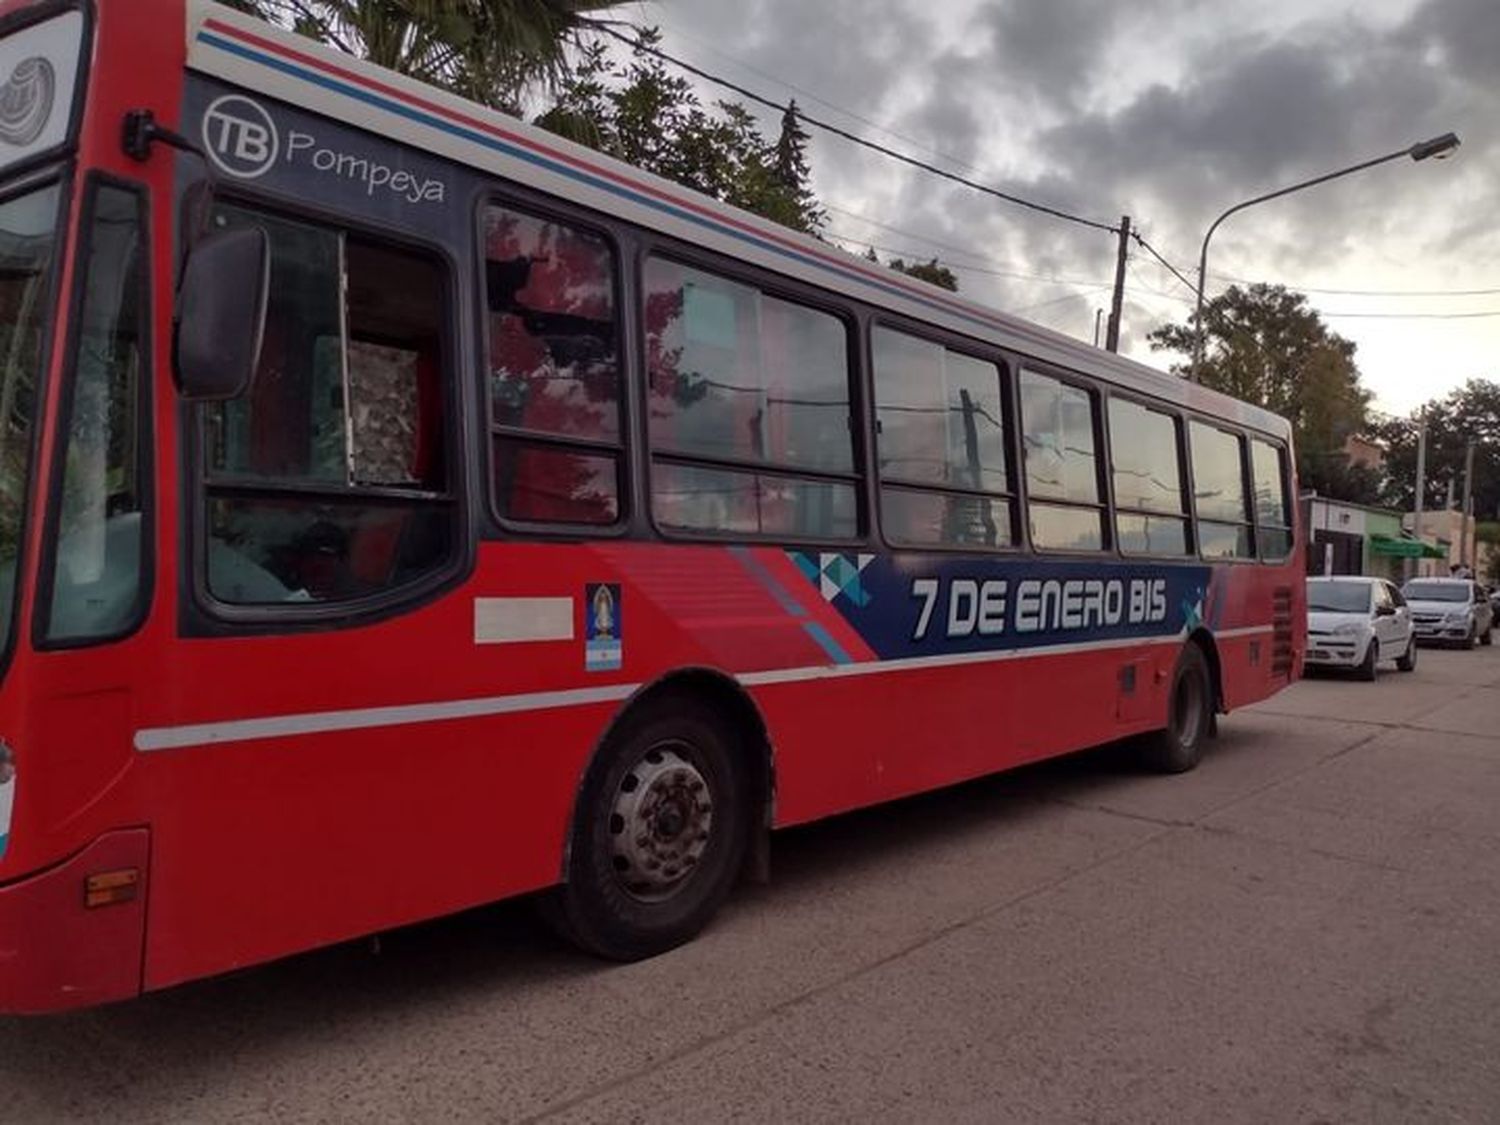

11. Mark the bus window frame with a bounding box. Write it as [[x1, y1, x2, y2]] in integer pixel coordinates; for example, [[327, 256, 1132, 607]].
[[1014, 359, 1114, 557], [0, 0, 93, 190], [1101, 387, 1197, 562], [867, 314, 1021, 555], [1186, 417, 1258, 564], [33, 171, 154, 651], [181, 188, 474, 633], [0, 165, 71, 675], [636, 240, 869, 550], [478, 191, 632, 540], [1250, 435, 1294, 564]]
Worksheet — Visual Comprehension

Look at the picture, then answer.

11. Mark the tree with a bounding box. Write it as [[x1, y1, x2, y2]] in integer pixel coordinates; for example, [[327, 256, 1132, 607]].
[[1374, 379, 1500, 516], [887, 257, 958, 292], [221, 0, 627, 112], [772, 102, 825, 234], [537, 30, 826, 235], [1148, 283, 1370, 493]]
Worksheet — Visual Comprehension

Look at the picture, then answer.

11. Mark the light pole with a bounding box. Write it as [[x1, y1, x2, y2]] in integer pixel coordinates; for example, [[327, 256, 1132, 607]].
[[1191, 132, 1460, 383]]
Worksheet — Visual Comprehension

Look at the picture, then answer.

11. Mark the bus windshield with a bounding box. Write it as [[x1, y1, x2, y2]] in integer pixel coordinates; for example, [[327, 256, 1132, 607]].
[[0, 183, 61, 658]]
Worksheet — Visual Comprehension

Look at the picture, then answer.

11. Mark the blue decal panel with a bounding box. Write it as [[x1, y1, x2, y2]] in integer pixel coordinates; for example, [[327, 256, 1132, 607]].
[[789, 552, 1212, 661]]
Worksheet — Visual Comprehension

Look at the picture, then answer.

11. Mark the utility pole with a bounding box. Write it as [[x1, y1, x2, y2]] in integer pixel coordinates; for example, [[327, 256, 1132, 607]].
[[1093, 308, 1103, 348], [1105, 215, 1130, 352], [1461, 440, 1475, 569], [1412, 414, 1428, 578]]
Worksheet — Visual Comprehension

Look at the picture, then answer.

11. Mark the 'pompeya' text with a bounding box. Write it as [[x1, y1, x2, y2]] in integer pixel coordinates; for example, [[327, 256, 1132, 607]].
[[911, 576, 1169, 641]]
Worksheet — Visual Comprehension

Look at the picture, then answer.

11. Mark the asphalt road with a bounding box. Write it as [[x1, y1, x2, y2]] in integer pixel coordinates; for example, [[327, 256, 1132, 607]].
[[6, 645, 1500, 1123]]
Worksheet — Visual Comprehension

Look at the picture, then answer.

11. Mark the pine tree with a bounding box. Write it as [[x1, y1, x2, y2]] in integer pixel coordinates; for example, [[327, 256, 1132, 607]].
[[772, 101, 825, 235]]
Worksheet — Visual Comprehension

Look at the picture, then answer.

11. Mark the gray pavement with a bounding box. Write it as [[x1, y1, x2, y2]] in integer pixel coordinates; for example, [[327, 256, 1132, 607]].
[[6, 647, 1500, 1123]]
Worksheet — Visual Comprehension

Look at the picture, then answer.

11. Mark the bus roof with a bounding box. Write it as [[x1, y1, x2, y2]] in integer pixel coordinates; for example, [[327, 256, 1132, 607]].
[[185, 1, 1292, 443]]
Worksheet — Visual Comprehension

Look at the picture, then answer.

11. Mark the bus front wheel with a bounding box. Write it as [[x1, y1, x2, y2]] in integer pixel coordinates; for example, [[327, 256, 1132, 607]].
[[546, 698, 750, 961], [1140, 644, 1213, 774]]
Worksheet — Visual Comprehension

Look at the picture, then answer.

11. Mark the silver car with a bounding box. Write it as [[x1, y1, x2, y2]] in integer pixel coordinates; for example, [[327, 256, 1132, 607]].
[[1401, 578, 1494, 649]]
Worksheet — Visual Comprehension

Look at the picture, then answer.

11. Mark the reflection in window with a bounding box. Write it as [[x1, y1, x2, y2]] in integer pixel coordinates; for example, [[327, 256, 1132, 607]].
[[0, 184, 59, 653], [1030, 504, 1104, 551], [1198, 520, 1253, 560], [1020, 369, 1104, 551], [645, 258, 857, 539], [1109, 399, 1188, 557], [1020, 370, 1099, 503], [1116, 514, 1189, 556], [493, 440, 618, 525], [1190, 421, 1252, 559], [652, 463, 857, 539], [486, 207, 618, 441], [646, 259, 851, 473], [872, 328, 1012, 549], [1252, 438, 1291, 559], [485, 205, 622, 524], [204, 206, 454, 605], [208, 497, 451, 604], [881, 487, 1011, 549], [47, 184, 146, 641], [873, 329, 1007, 491], [1109, 400, 1183, 513]]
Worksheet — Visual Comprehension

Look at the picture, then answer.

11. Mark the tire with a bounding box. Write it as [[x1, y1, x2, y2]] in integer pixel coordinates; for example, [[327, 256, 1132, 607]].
[[1396, 637, 1417, 672], [1357, 640, 1378, 681], [1139, 644, 1213, 774], [545, 698, 750, 961]]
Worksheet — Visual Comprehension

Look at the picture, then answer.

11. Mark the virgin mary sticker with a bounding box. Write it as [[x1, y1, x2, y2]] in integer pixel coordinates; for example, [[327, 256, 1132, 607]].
[[0, 745, 15, 859], [585, 583, 622, 672]]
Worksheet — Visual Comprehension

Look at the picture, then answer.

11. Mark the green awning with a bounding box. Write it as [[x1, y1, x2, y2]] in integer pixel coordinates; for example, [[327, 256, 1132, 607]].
[[1369, 533, 1446, 559]]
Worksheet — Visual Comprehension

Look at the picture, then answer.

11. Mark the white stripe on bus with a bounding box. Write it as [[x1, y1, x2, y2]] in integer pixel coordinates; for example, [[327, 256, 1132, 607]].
[[132, 629, 1275, 752]]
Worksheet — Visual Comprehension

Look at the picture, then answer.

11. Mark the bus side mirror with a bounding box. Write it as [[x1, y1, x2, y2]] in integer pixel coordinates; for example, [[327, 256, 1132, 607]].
[[174, 226, 269, 402]]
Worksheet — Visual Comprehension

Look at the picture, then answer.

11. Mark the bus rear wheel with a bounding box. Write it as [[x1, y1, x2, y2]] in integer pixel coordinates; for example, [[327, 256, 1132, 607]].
[[546, 699, 749, 961], [1139, 644, 1212, 774]]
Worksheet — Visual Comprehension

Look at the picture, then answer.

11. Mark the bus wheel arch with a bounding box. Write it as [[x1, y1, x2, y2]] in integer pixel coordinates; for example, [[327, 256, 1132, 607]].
[[1139, 633, 1218, 774], [546, 668, 772, 960], [1188, 628, 1225, 717]]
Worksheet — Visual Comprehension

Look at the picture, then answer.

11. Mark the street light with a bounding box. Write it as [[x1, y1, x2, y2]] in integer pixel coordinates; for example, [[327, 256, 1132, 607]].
[[1190, 132, 1460, 383]]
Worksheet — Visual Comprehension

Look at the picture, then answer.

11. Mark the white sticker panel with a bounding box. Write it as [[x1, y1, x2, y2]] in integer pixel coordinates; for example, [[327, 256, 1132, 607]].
[[0, 12, 84, 176], [0, 762, 13, 859], [473, 597, 574, 645]]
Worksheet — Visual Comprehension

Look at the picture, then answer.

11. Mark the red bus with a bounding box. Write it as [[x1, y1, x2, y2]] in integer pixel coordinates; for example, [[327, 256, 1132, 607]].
[[0, 0, 1304, 1012]]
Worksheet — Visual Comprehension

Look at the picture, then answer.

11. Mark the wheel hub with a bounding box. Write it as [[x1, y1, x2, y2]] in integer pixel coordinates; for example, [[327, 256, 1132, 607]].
[[609, 744, 713, 901]]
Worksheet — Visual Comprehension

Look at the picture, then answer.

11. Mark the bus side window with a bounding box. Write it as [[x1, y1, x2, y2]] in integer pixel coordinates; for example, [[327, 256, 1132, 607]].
[[202, 207, 455, 607], [484, 204, 621, 526], [1019, 369, 1107, 551], [643, 258, 858, 540], [43, 182, 148, 644], [1251, 438, 1292, 559], [1190, 421, 1254, 559], [871, 326, 1014, 549], [1108, 398, 1189, 556]]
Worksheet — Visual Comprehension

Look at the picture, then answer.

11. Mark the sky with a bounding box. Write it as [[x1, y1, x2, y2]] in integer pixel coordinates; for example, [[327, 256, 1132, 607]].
[[625, 0, 1497, 418]]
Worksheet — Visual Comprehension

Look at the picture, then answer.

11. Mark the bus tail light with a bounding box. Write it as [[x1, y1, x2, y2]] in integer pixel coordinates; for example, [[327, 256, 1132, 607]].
[[84, 868, 140, 909]]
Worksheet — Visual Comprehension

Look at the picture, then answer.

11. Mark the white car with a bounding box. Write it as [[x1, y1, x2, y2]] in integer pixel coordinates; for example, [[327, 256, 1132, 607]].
[[1306, 576, 1417, 680], [1401, 578, 1494, 649]]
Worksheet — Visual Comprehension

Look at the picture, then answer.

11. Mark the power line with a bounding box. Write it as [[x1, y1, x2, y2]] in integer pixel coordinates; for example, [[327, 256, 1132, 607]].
[[584, 22, 1120, 237], [1130, 237, 1500, 299], [826, 228, 1111, 289], [638, 6, 988, 181], [1130, 233, 1197, 295], [1320, 309, 1500, 320]]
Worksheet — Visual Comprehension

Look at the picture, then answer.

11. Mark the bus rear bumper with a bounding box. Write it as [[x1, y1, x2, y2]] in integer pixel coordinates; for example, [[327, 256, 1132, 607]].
[[0, 828, 149, 1014]]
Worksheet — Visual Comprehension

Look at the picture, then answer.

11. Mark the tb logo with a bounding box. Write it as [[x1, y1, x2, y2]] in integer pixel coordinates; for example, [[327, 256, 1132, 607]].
[[202, 95, 278, 178]]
